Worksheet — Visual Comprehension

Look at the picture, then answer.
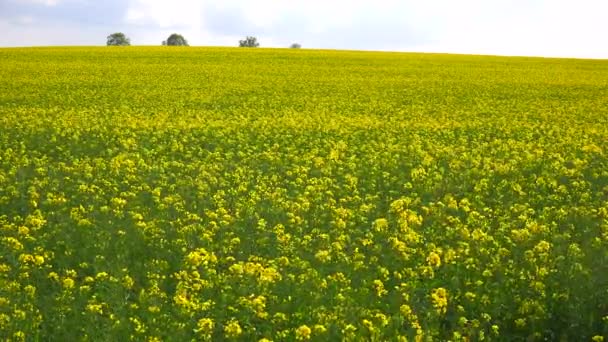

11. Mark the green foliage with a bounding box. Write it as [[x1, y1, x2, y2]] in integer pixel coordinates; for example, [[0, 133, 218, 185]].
[[0, 46, 607, 341], [290, 43, 302, 49], [239, 36, 259, 47], [106, 32, 131, 46], [163, 33, 189, 46]]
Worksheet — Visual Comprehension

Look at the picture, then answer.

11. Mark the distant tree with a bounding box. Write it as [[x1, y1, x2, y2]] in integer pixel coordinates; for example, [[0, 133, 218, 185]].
[[290, 43, 301, 49], [164, 33, 189, 46], [106, 32, 131, 46], [239, 36, 259, 48]]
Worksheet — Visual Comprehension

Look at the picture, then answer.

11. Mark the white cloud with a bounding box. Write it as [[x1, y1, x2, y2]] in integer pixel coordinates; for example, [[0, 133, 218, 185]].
[[400, 0, 608, 58], [12, 0, 61, 6], [236, 0, 362, 31], [1, 0, 607, 58], [17, 15, 35, 24], [125, 0, 203, 29], [0, 19, 98, 45]]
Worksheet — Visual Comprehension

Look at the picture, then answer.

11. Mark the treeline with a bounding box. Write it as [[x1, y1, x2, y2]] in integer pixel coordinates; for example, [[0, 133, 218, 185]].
[[107, 33, 301, 49]]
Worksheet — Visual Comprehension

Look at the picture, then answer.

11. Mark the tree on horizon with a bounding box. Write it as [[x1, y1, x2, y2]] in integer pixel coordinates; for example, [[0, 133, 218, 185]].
[[107, 32, 130, 46], [163, 33, 189, 46], [239, 36, 259, 48]]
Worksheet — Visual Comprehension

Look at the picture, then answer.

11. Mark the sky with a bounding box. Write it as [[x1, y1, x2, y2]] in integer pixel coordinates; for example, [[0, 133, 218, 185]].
[[0, 0, 607, 58]]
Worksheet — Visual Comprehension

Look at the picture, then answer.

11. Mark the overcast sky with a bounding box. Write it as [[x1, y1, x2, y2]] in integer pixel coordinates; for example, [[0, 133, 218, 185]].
[[0, 0, 606, 58]]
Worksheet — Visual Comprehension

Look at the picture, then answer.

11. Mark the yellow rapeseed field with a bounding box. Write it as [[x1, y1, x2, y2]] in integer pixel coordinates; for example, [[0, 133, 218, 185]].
[[0, 47, 607, 341]]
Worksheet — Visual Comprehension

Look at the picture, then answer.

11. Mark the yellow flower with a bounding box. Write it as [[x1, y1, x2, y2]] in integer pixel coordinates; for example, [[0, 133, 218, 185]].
[[122, 275, 134, 289], [86, 304, 103, 315], [62, 278, 75, 289], [431, 287, 448, 315], [196, 317, 214, 334], [130, 317, 146, 333], [186, 248, 217, 268], [295, 325, 312, 340], [13, 331, 25, 342], [374, 313, 389, 327], [17, 226, 29, 236], [13, 309, 26, 320], [400, 304, 413, 317], [24, 285, 36, 298], [426, 252, 441, 267], [362, 319, 374, 332], [373, 279, 388, 297], [373, 218, 388, 232], [342, 324, 357, 335], [174, 293, 190, 306], [224, 320, 242, 338], [259, 266, 281, 283], [34, 255, 44, 266], [534, 240, 551, 254], [313, 324, 327, 334], [315, 250, 331, 263], [94, 272, 108, 281], [3, 237, 23, 251]]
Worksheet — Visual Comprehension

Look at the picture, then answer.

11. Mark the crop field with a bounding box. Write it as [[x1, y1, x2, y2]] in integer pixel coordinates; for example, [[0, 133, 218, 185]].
[[0, 47, 607, 341]]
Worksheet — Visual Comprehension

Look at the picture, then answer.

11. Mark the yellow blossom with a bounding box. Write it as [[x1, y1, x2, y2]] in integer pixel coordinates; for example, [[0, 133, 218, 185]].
[[426, 252, 441, 267], [195, 317, 214, 335], [431, 288, 448, 315], [224, 320, 242, 338], [295, 325, 312, 340], [62, 278, 75, 289]]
